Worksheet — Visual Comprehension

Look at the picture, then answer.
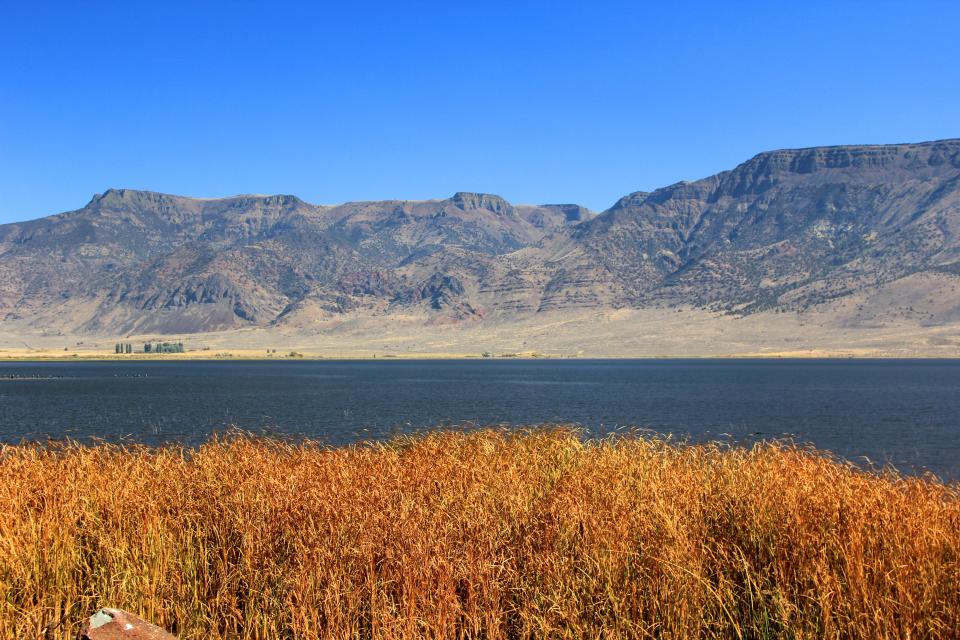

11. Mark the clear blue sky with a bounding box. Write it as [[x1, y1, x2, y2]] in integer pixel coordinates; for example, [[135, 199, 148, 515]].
[[1, 1, 958, 223]]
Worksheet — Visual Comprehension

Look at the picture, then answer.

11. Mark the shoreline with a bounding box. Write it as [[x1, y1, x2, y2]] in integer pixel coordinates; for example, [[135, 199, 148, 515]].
[[0, 347, 960, 363], [3, 351, 960, 362], [0, 352, 960, 363]]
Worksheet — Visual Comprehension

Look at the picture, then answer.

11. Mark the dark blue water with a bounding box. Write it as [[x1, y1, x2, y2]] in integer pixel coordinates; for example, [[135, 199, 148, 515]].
[[1, 359, 958, 480]]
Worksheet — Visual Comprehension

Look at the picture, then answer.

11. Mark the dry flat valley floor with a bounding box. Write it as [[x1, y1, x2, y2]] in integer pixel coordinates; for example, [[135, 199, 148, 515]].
[[3, 304, 960, 359]]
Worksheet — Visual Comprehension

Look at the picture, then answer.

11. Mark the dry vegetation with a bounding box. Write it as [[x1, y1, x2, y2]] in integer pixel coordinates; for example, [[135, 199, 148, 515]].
[[0, 428, 958, 639]]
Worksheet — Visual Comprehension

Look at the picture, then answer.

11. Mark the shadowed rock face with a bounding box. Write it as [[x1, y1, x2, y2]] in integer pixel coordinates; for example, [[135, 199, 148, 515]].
[[77, 608, 177, 639], [2, 139, 959, 335]]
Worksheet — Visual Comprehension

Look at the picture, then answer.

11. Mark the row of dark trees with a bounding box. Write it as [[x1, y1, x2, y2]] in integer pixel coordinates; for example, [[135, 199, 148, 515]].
[[114, 342, 185, 354], [144, 342, 185, 353]]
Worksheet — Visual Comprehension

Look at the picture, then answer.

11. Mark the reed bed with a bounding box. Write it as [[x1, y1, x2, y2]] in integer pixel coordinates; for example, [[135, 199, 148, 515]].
[[0, 427, 958, 639]]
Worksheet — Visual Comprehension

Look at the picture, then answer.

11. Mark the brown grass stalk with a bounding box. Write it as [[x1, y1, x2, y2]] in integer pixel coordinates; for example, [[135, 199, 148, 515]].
[[0, 427, 957, 639]]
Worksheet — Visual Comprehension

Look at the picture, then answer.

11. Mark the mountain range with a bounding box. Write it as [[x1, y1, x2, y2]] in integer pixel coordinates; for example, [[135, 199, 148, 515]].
[[2, 139, 959, 356]]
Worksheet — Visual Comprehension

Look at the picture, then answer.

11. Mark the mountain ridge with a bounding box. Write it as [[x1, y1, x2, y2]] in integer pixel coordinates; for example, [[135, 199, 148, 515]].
[[2, 139, 960, 348]]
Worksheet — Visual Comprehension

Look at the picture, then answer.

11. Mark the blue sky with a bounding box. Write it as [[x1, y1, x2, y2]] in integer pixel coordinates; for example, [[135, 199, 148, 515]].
[[1, 1, 958, 223]]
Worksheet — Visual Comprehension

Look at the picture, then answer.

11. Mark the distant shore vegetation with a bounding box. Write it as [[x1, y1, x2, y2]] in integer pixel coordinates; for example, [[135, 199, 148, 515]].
[[1, 428, 957, 639], [113, 341, 185, 354]]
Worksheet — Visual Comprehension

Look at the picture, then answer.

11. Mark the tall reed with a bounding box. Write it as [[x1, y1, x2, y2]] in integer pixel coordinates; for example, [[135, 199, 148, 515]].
[[0, 427, 957, 639]]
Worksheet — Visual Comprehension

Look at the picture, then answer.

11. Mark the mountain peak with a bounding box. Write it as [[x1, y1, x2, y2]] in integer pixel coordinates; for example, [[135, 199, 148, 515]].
[[88, 190, 308, 208], [85, 189, 191, 211], [220, 194, 307, 209], [706, 140, 960, 199], [90, 188, 157, 203], [740, 139, 960, 176], [448, 192, 513, 215], [608, 191, 650, 211]]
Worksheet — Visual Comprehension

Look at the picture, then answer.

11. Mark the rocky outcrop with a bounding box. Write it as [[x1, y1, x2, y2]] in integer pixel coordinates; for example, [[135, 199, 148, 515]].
[[337, 270, 397, 297], [77, 608, 177, 639], [447, 192, 514, 216], [394, 273, 469, 310]]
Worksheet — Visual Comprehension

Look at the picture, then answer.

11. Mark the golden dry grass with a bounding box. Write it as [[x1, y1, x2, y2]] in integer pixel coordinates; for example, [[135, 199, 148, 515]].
[[0, 428, 958, 639]]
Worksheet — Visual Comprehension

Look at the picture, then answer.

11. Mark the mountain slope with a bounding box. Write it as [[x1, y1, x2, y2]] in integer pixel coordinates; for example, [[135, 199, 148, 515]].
[[0, 189, 593, 333], [556, 139, 960, 312], [1, 139, 959, 338]]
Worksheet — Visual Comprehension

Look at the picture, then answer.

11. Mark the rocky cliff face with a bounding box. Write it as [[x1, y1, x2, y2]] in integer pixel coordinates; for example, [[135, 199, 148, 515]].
[[1, 139, 958, 335], [557, 139, 960, 313]]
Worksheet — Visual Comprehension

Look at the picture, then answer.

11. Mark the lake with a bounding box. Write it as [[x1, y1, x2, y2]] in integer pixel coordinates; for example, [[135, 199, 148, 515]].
[[1, 359, 958, 480]]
